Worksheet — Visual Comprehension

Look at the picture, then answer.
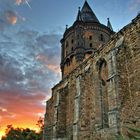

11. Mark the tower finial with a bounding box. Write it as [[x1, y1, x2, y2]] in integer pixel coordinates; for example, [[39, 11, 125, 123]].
[[78, 6, 81, 11], [76, 7, 82, 21], [107, 18, 113, 31], [66, 25, 68, 30]]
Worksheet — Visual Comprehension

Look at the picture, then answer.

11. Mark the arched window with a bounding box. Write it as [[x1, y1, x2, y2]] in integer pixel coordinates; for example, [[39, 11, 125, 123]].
[[66, 58, 70, 66], [71, 39, 74, 44], [100, 34, 105, 42], [66, 41, 69, 48], [71, 47, 74, 51], [65, 50, 68, 56], [96, 58, 109, 128], [89, 43, 92, 47], [89, 35, 92, 40]]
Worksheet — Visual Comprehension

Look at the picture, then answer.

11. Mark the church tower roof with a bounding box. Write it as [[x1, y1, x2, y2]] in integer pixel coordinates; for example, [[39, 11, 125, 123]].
[[80, 0, 100, 23]]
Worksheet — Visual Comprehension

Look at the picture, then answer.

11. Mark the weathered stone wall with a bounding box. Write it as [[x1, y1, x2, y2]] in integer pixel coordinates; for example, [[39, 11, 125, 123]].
[[44, 97, 54, 139], [43, 14, 140, 140], [116, 16, 140, 138]]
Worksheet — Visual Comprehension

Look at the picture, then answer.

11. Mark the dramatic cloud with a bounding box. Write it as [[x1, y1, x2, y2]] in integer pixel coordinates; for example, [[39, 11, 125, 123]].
[[0, 28, 62, 137], [0, 30, 61, 91], [0, 0, 62, 138], [0, 9, 62, 136]]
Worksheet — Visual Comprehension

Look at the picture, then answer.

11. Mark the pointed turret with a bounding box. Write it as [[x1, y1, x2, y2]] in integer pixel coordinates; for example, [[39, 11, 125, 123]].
[[107, 18, 113, 31], [80, 0, 99, 22], [76, 7, 82, 21]]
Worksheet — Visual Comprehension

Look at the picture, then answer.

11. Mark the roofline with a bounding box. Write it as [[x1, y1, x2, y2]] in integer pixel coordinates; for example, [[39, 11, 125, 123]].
[[62, 21, 114, 39]]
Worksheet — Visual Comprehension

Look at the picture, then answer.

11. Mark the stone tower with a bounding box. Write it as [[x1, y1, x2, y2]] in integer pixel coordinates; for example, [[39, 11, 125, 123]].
[[60, 1, 113, 78], [43, 1, 140, 140]]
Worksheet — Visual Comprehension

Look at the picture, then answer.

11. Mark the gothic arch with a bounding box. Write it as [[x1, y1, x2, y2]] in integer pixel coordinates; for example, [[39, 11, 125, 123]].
[[65, 58, 70, 66], [96, 58, 109, 128]]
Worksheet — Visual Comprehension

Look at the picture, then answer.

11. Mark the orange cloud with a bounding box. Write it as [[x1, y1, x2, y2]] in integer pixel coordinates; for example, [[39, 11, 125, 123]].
[[47, 64, 60, 74], [0, 90, 47, 138], [36, 54, 61, 74], [15, 0, 24, 5], [5, 11, 17, 25]]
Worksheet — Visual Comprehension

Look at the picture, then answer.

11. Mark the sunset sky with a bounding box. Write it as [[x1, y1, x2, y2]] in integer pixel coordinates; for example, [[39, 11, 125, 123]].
[[0, 0, 140, 139]]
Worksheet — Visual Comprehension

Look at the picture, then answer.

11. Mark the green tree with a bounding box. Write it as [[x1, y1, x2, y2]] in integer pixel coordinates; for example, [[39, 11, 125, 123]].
[[1, 118, 44, 140], [2, 125, 24, 140], [36, 117, 44, 140], [1, 125, 43, 140]]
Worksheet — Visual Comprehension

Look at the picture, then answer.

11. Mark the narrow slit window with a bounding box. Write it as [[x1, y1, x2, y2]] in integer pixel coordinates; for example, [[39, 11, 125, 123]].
[[100, 34, 105, 42], [89, 35, 92, 40], [90, 43, 92, 47], [71, 39, 74, 44], [71, 47, 74, 51], [66, 41, 69, 48]]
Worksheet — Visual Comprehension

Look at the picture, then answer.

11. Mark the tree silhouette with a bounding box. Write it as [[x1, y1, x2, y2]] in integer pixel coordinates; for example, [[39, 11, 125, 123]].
[[1, 121, 44, 140]]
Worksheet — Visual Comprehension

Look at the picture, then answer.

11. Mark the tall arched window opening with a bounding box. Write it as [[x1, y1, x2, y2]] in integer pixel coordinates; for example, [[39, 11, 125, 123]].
[[97, 58, 109, 128]]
